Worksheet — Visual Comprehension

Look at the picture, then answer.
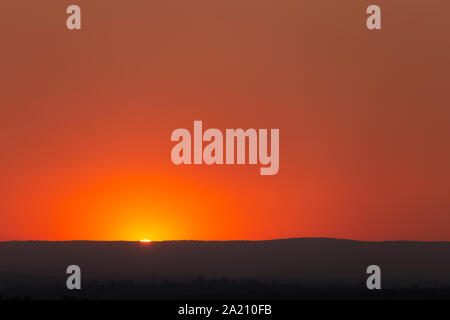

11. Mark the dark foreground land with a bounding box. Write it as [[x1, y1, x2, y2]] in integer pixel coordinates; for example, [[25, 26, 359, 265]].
[[1, 238, 450, 299]]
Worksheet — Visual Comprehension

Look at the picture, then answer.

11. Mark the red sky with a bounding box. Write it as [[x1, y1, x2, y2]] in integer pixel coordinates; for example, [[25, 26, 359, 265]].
[[1, 0, 449, 241]]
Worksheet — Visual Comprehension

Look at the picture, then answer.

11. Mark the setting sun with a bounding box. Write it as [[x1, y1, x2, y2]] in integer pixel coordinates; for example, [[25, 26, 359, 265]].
[[139, 239, 152, 243]]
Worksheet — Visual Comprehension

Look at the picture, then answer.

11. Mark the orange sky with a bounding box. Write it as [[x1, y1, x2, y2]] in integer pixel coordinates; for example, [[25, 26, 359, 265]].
[[1, 0, 449, 241]]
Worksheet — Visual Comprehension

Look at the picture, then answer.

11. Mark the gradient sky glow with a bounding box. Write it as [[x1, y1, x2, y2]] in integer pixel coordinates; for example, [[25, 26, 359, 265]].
[[1, 0, 449, 241]]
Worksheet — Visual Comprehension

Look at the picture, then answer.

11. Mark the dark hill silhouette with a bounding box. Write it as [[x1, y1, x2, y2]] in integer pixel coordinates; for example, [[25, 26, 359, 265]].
[[1, 238, 450, 299]]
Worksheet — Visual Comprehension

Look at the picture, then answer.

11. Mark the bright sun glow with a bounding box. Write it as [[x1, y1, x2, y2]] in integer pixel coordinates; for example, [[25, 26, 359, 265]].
[[139, 239, 152, 243]]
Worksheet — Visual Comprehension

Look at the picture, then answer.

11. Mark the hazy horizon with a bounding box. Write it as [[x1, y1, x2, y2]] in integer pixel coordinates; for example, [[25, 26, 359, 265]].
[[2, 237, 450, 243]]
